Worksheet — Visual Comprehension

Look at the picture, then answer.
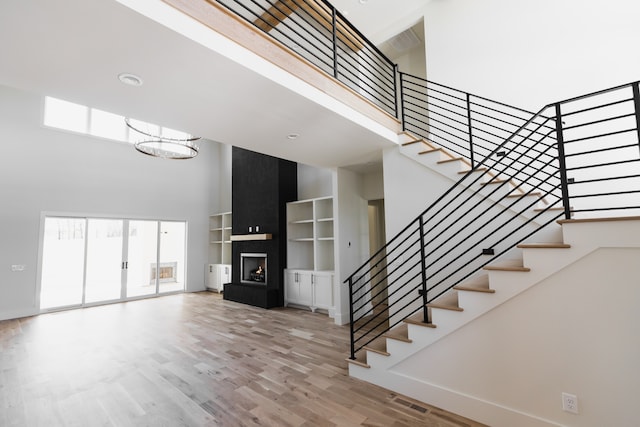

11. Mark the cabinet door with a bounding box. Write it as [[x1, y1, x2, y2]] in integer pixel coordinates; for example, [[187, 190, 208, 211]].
[[206, 264, 218, 291], [298, 272, 313, 308], [219, 264, 231, 286], [284, 270, 300, 306], [312, 273, 333, 310]]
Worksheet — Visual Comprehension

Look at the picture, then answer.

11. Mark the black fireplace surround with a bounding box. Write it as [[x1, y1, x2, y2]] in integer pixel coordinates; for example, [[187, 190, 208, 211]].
[[223, 147, 297, 308]]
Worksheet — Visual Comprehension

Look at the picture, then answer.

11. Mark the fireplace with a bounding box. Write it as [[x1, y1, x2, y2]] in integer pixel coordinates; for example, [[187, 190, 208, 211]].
[[240, 253, 267, 285]]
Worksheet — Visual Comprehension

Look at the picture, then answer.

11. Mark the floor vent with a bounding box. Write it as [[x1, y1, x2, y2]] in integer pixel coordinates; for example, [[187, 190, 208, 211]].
[[394, 397, 428, 414]]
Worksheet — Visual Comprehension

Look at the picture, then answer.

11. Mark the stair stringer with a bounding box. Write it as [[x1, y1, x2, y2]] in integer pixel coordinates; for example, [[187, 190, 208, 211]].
[[349, 217, 640, 426]]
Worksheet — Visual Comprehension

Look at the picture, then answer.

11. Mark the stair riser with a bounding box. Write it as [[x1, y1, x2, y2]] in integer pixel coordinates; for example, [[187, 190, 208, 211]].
[[561, 220, 640, 247], [414, 151, 451, 166], [521, 248, 580, 271], [498, 195, 543, 213], [385, 339, 414, 360], [484, 270, 534, 295], [399, 143, 431, 158], [474, 183, 514, 201], [456, 290, 498, 311]]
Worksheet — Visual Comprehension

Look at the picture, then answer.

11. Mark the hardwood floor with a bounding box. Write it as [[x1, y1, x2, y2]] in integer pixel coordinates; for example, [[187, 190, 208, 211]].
[[0, 292, 486, 427]]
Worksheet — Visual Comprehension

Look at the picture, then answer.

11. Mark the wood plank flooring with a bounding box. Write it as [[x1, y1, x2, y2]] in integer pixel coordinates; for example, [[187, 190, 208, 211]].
[[0, 292, 486, 427]]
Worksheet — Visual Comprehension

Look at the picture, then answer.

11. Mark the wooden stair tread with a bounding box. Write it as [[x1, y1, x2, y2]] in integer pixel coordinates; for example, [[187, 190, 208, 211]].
[[483, 260, 530, 272], [453, 285, 495, 293], [402, 139, 435, 149], [557, 216, 640, 224], [418, 147, 443, 155], [505, 191, 542, 199], [345, 354, 370, 369], [426, 303, 464, 311], [480, 178, 508, 186], [458, 167, 488, 174], [534, 206, 564, 211], [383, 324, 412, 343], [403, 313, 437, 328], [437, 157, 464, 164], [363, 339, 390, 356], [401, 140, 422, 146], [517, 243, 570, 249]]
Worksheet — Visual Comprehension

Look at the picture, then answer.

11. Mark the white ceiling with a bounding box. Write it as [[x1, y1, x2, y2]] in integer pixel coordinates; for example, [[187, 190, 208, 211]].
[[330, 0, 429, 44], [0, 0, 424, 169]]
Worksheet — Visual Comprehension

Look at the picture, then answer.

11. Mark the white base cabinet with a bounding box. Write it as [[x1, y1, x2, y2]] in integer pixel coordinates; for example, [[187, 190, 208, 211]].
[[206, 263, 231, 292], [284, 269, 333, 312]]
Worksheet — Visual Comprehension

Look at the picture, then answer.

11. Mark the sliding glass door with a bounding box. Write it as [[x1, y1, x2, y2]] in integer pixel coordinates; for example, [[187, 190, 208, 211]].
[[40, 217, 86, 309], [159, 221, 186, 294], [40, 216, 187, 311], [85, 219, 124, 304], [126, 220, 159, 298]]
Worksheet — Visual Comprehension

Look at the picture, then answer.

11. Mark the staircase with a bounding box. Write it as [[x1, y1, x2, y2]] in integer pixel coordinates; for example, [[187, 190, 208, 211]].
[[346, 80, 640, 368], [347, 91, 640, 425], [347, 216, 640, 426]]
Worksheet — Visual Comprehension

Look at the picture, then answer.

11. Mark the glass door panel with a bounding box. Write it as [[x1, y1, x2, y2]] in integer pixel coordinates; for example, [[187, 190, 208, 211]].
[[126, 220, 159, 298], [158, 221, 186, 294], [40, 217, 86, 309], [84, 219, 124, 304]]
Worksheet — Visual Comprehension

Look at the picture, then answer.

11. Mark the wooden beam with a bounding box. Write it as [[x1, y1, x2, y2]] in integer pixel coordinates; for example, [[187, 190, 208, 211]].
[[254, 0, 364, 52]]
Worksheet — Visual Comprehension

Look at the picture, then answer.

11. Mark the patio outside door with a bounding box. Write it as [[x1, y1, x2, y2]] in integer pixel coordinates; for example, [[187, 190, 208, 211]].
[[40, 216, 186, 311]]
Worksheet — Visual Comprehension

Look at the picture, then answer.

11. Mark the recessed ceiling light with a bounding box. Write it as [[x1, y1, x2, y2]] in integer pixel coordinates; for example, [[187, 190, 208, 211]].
[[287, 133, 300, 140], [118, 73, 143, 87], [359, 0, 368, 4]]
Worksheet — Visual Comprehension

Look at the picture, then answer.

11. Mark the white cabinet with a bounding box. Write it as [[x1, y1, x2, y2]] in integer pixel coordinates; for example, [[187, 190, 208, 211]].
[[312, 272, 333, 311], [285, 270, 312, 308], [284, 269, 333, 312], [285, 197, 335, 313], [207, 263, 231, 292], [208, 212, 232, 292]]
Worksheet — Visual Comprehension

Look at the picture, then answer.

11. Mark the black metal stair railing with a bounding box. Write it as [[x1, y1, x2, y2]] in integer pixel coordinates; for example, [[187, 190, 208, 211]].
[[399, 73, 556, 168], [346, 81, 640, 360]]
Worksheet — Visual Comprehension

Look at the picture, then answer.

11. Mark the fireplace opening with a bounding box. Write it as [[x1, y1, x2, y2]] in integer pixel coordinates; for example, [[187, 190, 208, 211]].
[[240, 253, 267, 285]]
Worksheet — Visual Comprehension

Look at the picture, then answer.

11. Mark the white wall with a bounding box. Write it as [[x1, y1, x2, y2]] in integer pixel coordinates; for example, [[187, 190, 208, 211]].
[[389, 247, 640, 427], [212, 142, 232, 214], [297, 163, 333, 200], [0, 85, 217, 320], [424, 0, 640, 110], [382, 146, 457, 237], [362, 170, 384, 201], [333, 167, 370, 325]]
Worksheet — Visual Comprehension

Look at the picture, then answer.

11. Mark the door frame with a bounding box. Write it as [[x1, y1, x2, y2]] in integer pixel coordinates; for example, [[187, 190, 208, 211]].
[[36, 211, 188, 313]]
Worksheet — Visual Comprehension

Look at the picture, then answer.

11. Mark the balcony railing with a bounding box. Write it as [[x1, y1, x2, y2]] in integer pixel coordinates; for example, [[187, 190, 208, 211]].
[[213, 0, 398, 117]]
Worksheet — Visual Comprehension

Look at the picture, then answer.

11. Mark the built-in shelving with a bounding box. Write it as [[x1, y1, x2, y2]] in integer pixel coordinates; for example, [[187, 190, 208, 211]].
[[285, 196, 335, 313], [286, 196, 334, 270], [208, 212, 232, 292]]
